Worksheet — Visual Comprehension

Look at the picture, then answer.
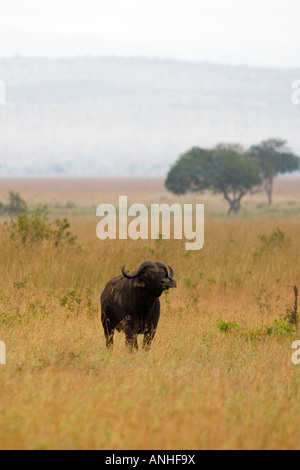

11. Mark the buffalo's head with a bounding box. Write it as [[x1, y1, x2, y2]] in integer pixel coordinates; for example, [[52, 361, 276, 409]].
[[122, 261, 177, 297]]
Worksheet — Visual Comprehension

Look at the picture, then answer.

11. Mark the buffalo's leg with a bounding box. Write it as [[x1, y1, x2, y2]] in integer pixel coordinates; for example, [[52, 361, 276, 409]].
[[142, 328, 156, 351], [126, 334, 138, 351], [125, 331, 138, 351], [124, 325, 138, 352], [102, 314, 114, 350], [105, 329, 115, 349]]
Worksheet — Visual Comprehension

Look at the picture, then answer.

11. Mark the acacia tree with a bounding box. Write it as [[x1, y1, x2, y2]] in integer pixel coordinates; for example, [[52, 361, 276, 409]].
[[165, 144, 261, 214], [249, 138, 299, 204]]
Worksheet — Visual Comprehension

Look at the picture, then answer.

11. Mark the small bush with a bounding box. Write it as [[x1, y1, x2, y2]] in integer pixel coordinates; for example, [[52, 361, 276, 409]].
[[253, 228, 288, 259], [272, 319, 296, 337], [6, 201, 52, 243], [0, 191, 24, 215], [60, 290, 82, 315], [53, 218, 77, 247], [243, 319, 296, 341], [216, 317, 240, 333], [5, 197, 77, 247]]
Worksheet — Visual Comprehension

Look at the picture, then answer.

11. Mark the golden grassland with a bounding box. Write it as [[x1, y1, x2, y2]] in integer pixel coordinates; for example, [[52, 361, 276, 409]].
[[0, 177, 300, 450]]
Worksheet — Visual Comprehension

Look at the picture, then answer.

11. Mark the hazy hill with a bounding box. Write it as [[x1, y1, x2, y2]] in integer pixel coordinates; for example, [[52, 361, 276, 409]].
[[0, 57, 299, 176]]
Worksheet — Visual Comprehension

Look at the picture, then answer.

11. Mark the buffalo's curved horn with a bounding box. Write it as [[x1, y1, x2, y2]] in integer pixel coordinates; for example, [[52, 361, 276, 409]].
[[168, 265, 174, 279], [122, 265, 135, 278], [156, 261, 174, 279], [122, 261, 155, 279]]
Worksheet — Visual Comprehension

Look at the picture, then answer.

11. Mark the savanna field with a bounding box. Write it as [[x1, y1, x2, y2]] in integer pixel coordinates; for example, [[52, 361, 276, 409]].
[[0, 177, 300, 450]]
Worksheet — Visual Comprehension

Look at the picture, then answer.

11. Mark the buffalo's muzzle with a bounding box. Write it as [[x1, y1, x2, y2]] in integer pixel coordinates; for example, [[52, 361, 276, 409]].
[[162, 278, 177, 290]]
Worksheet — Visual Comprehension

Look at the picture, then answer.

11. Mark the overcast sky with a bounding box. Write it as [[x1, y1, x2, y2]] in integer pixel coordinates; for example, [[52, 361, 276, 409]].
[[0, 0, 300, 67]]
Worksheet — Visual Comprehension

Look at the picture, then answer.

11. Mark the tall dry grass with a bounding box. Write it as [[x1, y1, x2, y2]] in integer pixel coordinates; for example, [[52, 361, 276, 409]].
[[0, 208, 300, 449]]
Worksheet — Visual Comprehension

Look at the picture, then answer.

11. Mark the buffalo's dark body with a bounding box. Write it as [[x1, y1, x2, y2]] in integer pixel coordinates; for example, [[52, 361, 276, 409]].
[[101, 261, 176, 351]]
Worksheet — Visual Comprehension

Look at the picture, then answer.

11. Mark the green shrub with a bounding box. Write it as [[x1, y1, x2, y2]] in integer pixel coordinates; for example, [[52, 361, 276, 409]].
[[243, 319, 296, 341], [5, 198, 77, 247], [272, 319, 296, 337], [0, 191, 24, 215], [253, 228, 288, 258], [53, 218, 77, 247], [216, 317, 240, 333]]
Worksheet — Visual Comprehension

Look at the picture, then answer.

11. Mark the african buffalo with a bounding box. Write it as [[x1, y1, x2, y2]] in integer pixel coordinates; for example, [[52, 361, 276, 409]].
[[101, 261, 176, 351]]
